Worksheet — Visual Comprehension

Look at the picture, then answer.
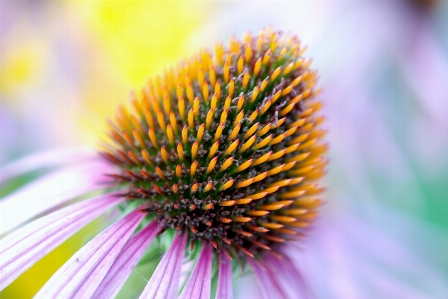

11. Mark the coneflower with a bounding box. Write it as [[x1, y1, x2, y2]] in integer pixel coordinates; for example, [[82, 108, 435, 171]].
[[0, 28, 327, 299]]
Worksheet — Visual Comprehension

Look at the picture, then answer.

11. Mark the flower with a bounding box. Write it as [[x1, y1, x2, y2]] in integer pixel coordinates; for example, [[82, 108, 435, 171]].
[[0, 28, 326, 298]]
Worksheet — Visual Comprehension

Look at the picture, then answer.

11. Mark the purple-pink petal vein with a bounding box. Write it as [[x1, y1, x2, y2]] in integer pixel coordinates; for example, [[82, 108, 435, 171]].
[[92, 220, 162, 299], [33, 207, 145, 299], [0, 193, 124, 291], [139, 233, 187, 299], [179, 244, 213, 299]]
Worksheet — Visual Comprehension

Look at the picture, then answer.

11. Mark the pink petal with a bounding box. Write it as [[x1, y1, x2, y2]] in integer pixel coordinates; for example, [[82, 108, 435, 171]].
[[215, 250, 233, 299], [139, 233, 187, 299], [247, 258, 287, 299], [0, 147, 92, 185], [0, 192, 124, 291], [34, 207, 145, 298], [266, 255, 311, 299], [0, 160, 113, 235], [92, 220, 162, 299], [179, 243, 213, 299], [292, 213, 448, 299]]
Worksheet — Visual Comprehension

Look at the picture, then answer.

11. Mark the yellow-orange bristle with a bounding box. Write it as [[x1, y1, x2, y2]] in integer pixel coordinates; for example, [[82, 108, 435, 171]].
[[259, 100, 272, 115], [147, 128, 159, 148], [252, 151, 272, 166], [169, 112, 178, 134], [214, 123, 224, 142], [223, 139, 239, 156], [247, 191, 269, 200], [234, 216, 252, 223], [158, 148, 171, 166], [197, 124, 205, 143], [279, 102, 295, 116], [260, 77, 269, 92], [238, 135, 256, 153], [188, 108, 195, 129], [206, 157, 218, 174], [253, 134, 272, 151], [220, 109, 228, 124], [259, 222, 284, 229], [236, 198, 253, 204], [244, 44, 252, 62], [208, 141, 220, 159], [218, 216, 232, 223], [247, 210, 270, 217], [181, 126, 188, 145], [177, 143, 184, 161], [242, 72, 250, 89], [228, 123, 241, 141], [128, 151, 141, 166], [236, 159, 253, 173], [155, 167, 166, 180], [141, 150, 153, 166], [156, 110, 166, 132], [220, 200, 236, 207], [224, 95, 232, 110], [190, 161, 198, 177], [166, 125, 175, 145], [244, 122, 259, 140], [247, 225, 270, 233], [271, 66, 282, 81], [219, 157, 234, 172], [187, 82, 194, 104], [234, 110, 244, 127], [191, 142, 198, 160], [221, 179, 235, 191], [178, 96, 186, 121], [235, 178, 255, 188], [133, 130, 145, 148], [251, 86, 259, 103], [271, 90, 282, 105], [237, 56, 244, 74], [211, 93, 218, 109]]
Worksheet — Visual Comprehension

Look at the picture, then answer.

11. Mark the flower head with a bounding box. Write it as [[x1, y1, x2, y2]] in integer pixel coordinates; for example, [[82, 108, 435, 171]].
[[0, 28, 326, 298]]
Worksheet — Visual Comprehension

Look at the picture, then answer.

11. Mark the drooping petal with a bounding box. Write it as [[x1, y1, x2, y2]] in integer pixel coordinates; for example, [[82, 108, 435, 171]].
[[139, 233, 187, 299], [0, 192, 124, 291], [266, 255, 311, 299], [179, 243, 213, 299], [247, 258, 287, 299], [215, 250, 233, 299], [34, 207, 145, 299], [0, 147, 92, 185], [289, 210, 448, 299], [92, 220, 162, 299], [0, 161, 113, 235]]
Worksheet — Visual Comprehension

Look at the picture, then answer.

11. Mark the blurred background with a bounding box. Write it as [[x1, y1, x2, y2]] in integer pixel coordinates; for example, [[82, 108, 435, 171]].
[[1, 0, 447, 298]]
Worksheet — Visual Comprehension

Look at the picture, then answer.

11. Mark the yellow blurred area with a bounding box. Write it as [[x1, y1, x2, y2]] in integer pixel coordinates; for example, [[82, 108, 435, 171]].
[[0, 1, 212, 145], [0, 34, 47, 96], [0, 47, 40, 94], [77, 1, 207, 83], [68, 1, 212, 145]]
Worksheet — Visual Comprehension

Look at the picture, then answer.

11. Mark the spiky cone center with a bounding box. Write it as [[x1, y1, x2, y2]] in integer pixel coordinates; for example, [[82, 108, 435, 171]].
[[102, 29, 327, 260]]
